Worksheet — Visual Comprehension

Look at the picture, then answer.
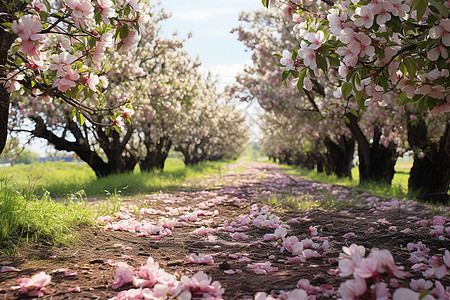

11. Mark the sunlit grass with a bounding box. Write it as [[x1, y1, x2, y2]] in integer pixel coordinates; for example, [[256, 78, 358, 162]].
[[1, 158, 233, 198], [0, 178, 94, 254], [280, 159, 413, 201]]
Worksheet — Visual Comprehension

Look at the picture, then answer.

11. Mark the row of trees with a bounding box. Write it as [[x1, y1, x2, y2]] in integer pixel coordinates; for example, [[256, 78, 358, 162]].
[[3, 2, 248, 177], [229, 7, 449, 203]]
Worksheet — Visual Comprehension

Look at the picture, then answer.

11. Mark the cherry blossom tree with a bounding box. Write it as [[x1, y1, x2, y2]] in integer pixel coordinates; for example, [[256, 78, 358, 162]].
[[0, 0, 151, 155], [263, 0, 449, 114], [173, 78, 248, 166]]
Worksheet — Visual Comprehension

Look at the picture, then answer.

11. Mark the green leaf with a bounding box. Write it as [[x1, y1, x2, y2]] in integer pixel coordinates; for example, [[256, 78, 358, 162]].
[[346, 69, 357, 82], [328, 55, 340, 68], [404, 57, 417, 79], [119, 24, 130, 40], [316, 55, 328, 73], [282, 70, 290, 82], [262, 0, 269, 8], [350, 108, 358, 117], [344, 116, 350, 124], [377, 75, 389, 91], [342, 82, 353, 99], [76, 112, 85, 126], [413, 0, 429, 21], [386, 16, 402, 32], [273, 53, 282, 58], [430, 0, 448, 17], [71, 108, 77, 120], [115, 126, 122, 134], [105, 127, 111, 136], [355, 91, 365, 110], [297, 68, 308, 94], [0, 22, 12, 28]]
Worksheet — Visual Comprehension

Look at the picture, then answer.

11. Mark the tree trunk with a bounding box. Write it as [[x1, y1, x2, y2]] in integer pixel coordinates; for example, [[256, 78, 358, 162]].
[[324, 135, 355, 179], [0, 25, 18, 155], [346, 113, 397, 185], [31, 116, 137, 177], [408, 117, 450, 203], [140, 137, 172, 171]]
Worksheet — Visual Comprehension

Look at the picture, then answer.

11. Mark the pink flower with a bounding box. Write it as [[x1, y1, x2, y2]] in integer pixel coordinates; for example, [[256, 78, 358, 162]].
[[429, 18, 450, 47], [66, 0, 94, 28], [16, 271, 51, 297], [416, 84, 445, 99], [392, 288, 420, 300], [230, 232, 249, 240], [352, 6, 374, 28], [338, 275, 367, 299], [1, 266, 20, 272], [431, 102, 450, 114], [112, 262, 134, 289], [410, 279, 433, 291], [11, 15, 43, 60], [306, 30, 326, 50], [280, 50, 294, 71], [180, 271, 224, 297], [342, 232, 357, 238], [98, 0, 116, 24], [186, 253, 214, 264], [247, 261, 278, 274]]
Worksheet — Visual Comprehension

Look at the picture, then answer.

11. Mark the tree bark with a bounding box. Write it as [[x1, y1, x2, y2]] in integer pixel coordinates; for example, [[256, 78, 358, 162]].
[[0, 24, 18, 155], [407, 117, 450, 203], [31, 116, 137, 177], [324, 134, 355, 179], [140, 137, 172, 171], [346, 113, 397, 185]]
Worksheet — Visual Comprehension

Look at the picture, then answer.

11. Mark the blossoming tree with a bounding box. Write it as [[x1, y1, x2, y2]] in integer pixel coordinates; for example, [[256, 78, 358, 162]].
[[262, 0, 449, 200], [0, 0, 150, 155]]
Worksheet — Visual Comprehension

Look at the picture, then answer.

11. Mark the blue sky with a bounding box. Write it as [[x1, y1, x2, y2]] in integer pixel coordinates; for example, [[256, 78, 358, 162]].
[[160, 0, 261, 88]]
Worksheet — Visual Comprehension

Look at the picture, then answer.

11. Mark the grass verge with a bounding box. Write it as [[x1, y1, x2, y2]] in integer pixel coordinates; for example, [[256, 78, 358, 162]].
[[1, 158, 232, 198], [0, 178, 95, 255]]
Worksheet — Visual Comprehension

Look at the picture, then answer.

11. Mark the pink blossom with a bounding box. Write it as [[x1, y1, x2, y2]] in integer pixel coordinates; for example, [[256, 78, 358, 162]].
[[338, 275, 367, 299], [298, 45, 317, 70], [186, 253, 214, 264], [67, 286, 81, 292], [305, 31, 326, 50], [98, 0, 116, 24], [66, 0, 94, 28], [1, 266, 20, 272], [342, 232, 356, 238], [230, 232, 249, 240], [16, 271, 51, 297], [392, 288, 420, 300], [352, 6, 374, 28], [429, 18, 450, 47], [112, 262, 134, 289], [180, 271, 224, 297], [410, 279, 433, 291], [431, 102, 450, 114], [280, 50, 294, 71], [247, 261, 278, 274]]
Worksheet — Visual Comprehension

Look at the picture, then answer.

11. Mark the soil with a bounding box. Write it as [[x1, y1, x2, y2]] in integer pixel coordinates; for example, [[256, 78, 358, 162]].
[[0, 161, 449, 299]]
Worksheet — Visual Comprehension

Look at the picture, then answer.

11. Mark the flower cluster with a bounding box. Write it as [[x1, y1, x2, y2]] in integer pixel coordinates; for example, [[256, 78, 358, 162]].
[[270, 0, 449, 113]]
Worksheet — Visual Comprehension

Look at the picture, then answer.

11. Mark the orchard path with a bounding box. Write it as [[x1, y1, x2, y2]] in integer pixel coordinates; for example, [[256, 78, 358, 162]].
[[0, 161, 449, 299]]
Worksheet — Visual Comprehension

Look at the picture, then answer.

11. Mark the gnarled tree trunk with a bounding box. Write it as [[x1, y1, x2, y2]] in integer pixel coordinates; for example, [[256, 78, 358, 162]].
[[346, 113, 397, 185], [407, 117, 450, 203], [31, 116, 137, 177], [139, 137, 172, 171], [324, 134, 355, 179], [0, 17, 18, 155]]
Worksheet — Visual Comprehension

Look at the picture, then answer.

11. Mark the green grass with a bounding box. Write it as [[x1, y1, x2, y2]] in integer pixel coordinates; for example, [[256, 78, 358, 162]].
[[0, 178, 94, 254], [1, 158, 232, 198], [281, 159, 413, 201]]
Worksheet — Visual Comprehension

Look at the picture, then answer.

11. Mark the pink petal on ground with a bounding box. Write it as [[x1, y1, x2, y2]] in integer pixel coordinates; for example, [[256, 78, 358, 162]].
[[67, 286, 81, 292], [1, 266, 20, 272], [342, 232, 357, 238]]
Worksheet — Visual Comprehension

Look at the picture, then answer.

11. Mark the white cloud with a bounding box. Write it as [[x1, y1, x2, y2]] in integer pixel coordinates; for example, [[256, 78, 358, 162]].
[[172, 8, 237, 21], [197, 62, 250, 93]]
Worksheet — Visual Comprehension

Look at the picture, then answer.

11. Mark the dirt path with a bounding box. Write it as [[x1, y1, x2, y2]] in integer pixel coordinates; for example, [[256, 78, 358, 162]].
[[0, 161, 449, 299]]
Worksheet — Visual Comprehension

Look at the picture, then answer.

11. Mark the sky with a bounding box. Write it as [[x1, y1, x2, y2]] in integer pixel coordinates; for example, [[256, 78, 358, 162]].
[[160, 0, 261, 89], [23, 0, 263, 157]]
